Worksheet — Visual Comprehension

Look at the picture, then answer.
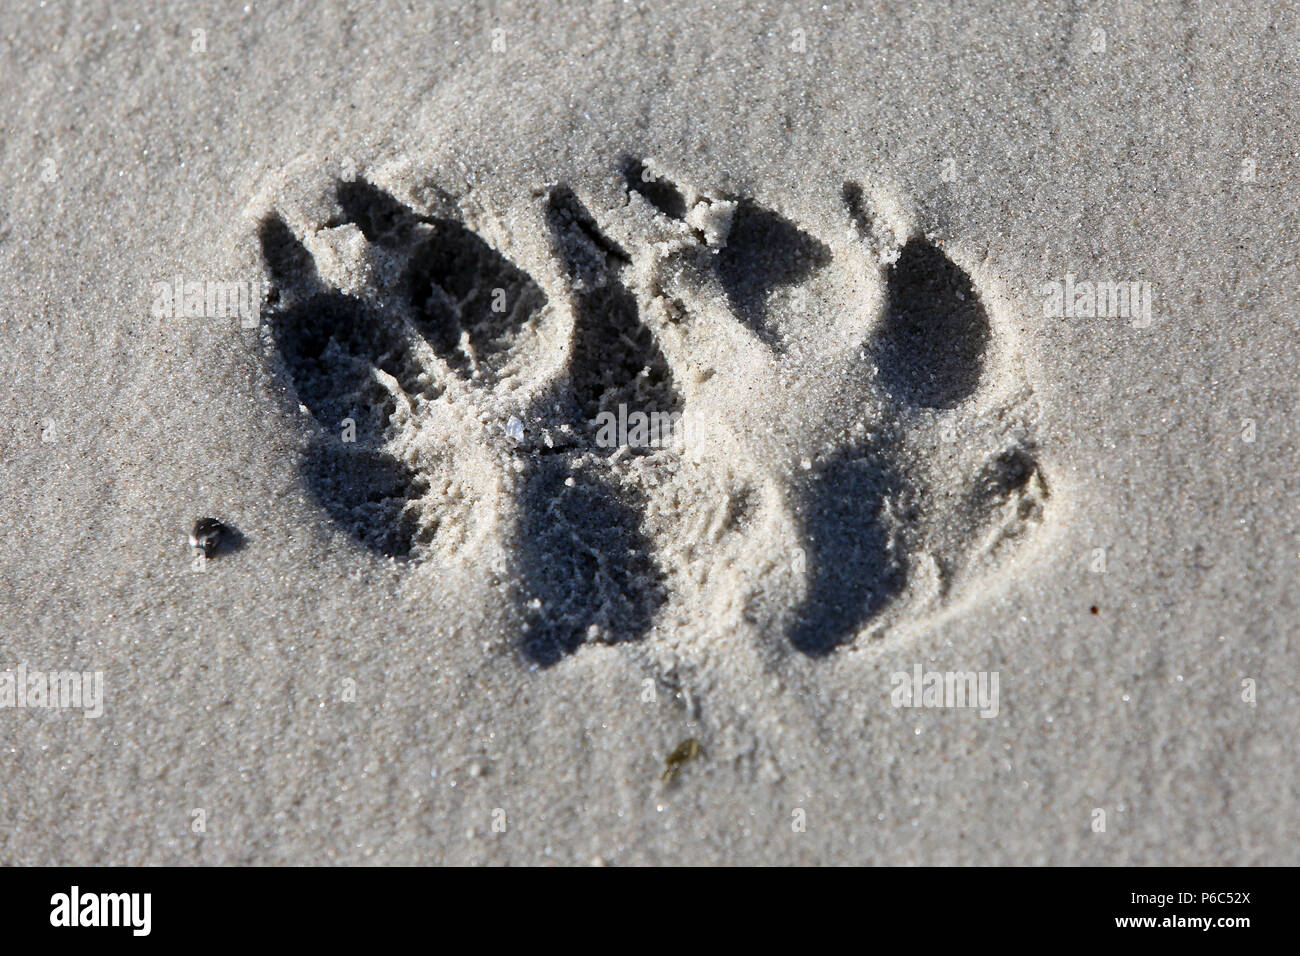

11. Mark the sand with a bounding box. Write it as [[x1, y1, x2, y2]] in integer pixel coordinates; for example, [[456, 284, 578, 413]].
[[0, 0, 1295, 864]]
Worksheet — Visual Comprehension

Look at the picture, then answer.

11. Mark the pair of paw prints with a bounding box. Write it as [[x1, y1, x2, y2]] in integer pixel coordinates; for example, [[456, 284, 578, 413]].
[[255, 158, 1048, 665]]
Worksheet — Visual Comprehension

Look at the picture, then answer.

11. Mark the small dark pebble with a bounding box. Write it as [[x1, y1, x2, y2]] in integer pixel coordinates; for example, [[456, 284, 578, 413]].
[[190, 517, 228, 558]]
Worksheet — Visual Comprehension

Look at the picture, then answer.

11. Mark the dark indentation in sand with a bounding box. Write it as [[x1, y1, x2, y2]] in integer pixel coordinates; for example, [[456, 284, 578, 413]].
[[967, 446, 1047, 524], [517, 459, 664, 666], [260, 215, 415, 436], [544, 186, 680, 439], [841, 182, 871, 234], [982, 446, 1039, 498], [546, 185, 631, 279], [259, 215, 318, 300], [405, 214, 548, 382], [330, 179, 550, 382], [873, 237, 990, 409], [333, 178, 430, 246], [260, 209, 427, 558], [620, 157, 688, 220], [787, 444, 907, 656], [303, 439, 428, 559], [503, 188, 677, 664], [714, 199, 832, 350]]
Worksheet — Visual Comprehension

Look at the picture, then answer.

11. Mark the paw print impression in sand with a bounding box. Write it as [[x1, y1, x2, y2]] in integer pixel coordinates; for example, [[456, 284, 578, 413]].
[[255, 159, 1049, 666]]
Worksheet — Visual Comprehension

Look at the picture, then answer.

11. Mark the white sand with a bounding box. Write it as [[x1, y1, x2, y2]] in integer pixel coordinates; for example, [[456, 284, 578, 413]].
[[0, 1, 1295, 864]]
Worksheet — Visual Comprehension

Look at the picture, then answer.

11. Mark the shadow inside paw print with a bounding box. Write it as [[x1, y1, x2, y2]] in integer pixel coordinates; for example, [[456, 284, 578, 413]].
[[544, 185, 681, 441], [622, 159, 832, 350], [714, 200, 832, 350], [335, 178, 550, 381], [303, 438, 430, 559], [518, 459, 663, 666], [259, 215, 429, 558], [873, 237, 990, 409], [844, 182, 994, 409], [787, 443, 908, 656], [512, 186, 674, 665]]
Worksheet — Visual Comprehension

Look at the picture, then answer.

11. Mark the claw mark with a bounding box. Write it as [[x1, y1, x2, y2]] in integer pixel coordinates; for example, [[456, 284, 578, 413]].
[[546, 185, 630, 273], [406, 214, 548, 383], [333, 178, 431, 245]]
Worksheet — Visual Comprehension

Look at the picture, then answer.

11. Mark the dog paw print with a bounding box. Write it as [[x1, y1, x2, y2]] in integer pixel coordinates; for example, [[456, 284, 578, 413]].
[[254, 159, 1049, 666], [608, 161, 1050, 656], [256, 178, 546, 563], [256, 172, 673, 665]]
